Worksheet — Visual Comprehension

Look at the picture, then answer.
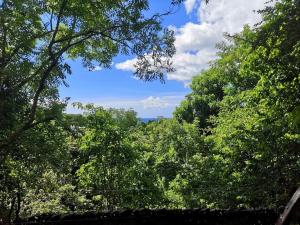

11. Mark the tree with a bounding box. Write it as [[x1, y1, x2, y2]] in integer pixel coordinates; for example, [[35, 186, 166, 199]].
[[0, 119, 72, 220], [0, 0, 179, 154], [175, 0, 300, 208], [174, 68, 225, 128], [138, 118, 205, 208], [74, 105, 141, 210]]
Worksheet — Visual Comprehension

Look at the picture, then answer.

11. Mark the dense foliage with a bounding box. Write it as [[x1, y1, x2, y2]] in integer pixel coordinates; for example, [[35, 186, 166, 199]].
[[0, 0, 299, 222]]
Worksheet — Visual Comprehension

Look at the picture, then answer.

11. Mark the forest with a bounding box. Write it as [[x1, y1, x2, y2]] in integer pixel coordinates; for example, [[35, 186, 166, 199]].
[[0, 0, 299, 221]]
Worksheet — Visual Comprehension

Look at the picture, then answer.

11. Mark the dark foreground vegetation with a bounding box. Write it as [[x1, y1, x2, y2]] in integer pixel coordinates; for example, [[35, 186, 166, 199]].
[[16, 208, 283, 225], [0, 0, 299, 223]]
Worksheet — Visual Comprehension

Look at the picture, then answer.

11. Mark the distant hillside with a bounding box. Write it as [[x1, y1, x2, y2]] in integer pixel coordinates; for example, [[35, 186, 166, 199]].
[[139, 118, 157, 123]]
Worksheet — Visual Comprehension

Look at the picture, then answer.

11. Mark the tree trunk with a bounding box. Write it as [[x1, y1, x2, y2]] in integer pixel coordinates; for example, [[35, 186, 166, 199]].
[[15, 191, 21, 222], [8, 196, 16, 225]]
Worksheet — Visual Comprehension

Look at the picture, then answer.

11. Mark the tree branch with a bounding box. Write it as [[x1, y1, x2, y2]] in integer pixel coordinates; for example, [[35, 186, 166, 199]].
[[0, 0, 69, 153], [0, 30, 55, 69]]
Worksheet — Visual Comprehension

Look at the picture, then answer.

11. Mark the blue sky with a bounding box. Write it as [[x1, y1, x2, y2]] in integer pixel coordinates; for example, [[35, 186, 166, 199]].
[[60, 0, 269, 118]]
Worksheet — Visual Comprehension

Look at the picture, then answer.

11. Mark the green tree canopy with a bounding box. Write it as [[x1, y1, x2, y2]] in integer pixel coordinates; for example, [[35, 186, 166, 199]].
[[0, 0, 178, 153]]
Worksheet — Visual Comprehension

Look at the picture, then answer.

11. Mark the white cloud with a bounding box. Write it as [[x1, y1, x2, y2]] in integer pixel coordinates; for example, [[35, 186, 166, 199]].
[[115, 58, 136, 72], [167, 49, 216, 82], [174, 22, 220, 53], [198, 0, 265, 34], [116, 0, 270, 83], [184, 0, 197, 14], [140, 96, 169, 109], [65, 95, 185, 117]]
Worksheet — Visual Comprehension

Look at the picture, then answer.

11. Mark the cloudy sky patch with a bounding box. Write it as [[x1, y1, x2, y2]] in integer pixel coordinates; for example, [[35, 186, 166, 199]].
[[116, 0, 269, 83], [62, 0, 271, 118]]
